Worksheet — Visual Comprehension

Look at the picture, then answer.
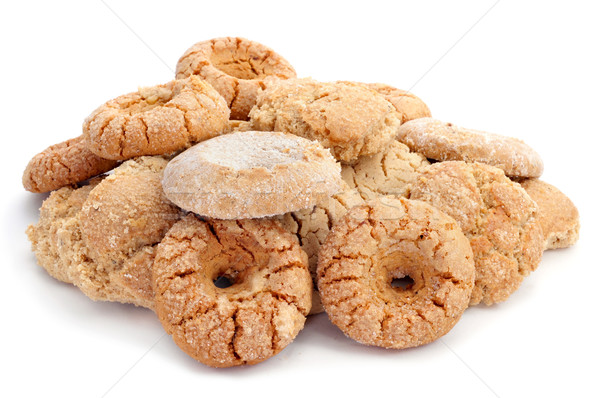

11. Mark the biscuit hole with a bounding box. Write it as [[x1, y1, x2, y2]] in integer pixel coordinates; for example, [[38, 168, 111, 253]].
[[391, 276, 414, 291], [213, 275, 234, 289]]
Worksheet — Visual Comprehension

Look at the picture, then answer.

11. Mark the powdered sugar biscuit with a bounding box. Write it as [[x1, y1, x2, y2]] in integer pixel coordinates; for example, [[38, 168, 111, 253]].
[[397, 118, 544, 178], [176, 37, 297, 120]]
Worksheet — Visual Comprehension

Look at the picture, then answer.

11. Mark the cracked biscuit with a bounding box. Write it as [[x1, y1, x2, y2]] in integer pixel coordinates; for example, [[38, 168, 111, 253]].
[[362, 83, 431, 123], [397, 118, 544, 178], [83, 76, 229, 160], [162, 131, 343, 219], [176, 37, 297, 121], [22, 135, 119, 193], [153, 214, 312, 367], [249, 78, 401, 162], [317, 196, 475, 349], [409, 161, 544, 305], [519, 179, 580, 250]]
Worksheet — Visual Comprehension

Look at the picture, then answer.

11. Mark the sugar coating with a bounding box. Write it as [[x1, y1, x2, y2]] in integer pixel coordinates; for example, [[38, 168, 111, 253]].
[[176, 37, 297, 120], [519, 178, 580, 250], [409, 161, 544, 305], [162, 131, 344, 219], [317, 196, 475, 349], [249, 78, 401, 162], [153, 215, 312, 367], [397, 118, 544, 178]]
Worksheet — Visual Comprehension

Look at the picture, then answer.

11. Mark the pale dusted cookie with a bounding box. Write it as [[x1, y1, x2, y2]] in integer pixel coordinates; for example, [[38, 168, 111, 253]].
[[83, 76, 229, 160], [363, 83, 431, 123], [520, 179, 579, 250], [22, 136, 118, 193], [249, 78, 401, 162], [162, 131, 343, 219], [317, 196, 475, 349], [176, 37, 297, 120], [277, 182, 364, 314], [409, 161, 544, 305], [153, 215, 312, 367], [397, 118, 544, 178], [341, 140, 430, 201]]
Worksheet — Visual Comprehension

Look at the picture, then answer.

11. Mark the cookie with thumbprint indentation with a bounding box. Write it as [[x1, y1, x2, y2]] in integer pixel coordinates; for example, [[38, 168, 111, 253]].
[[317, 196, 475, 349], [162, 131, 344, 219], [153, 214, 312, 367], [176, 37, 297, 121], [22, 135, 119, 193], [83, 76, 229, 160], [397, 118, 544, 178], [409, 161, 544, 306], [249, 78, 401, 162], [519, 179, 579, 250]]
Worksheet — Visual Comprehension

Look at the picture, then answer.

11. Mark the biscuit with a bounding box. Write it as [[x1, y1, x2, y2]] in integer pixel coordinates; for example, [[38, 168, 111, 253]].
[[519, 179, 580, 250], [176, 37, 297, 120], [409, 161, 544, 305], [22, 136, 118, 193], [341, 140, 430, 201], [249, 78, 401, 162], [83, 76, 229, 160], [397, 118, 544, 178], [362, 83, 431, 123], [227, 119, 253, 133], [317, 196, 475, 349], [277, 182, 364, 314], [153, 215, 312, 367], [162, 131, 344, 219]]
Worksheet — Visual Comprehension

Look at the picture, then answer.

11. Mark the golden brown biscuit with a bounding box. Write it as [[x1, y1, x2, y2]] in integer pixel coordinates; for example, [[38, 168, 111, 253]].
[[363, 83, 431, 123], [176, 37, 297, 120], [249, 78, 401, 162], [409, 161, 544, 305], [397, 118, 544, 178], [277, 182, 364, 314], [162, 131, 343, 219], [153, 215, 312, 367], [341, 140, 430, 201], [519, 179, 580, 250], [22, 136, 118, 193], [317, 196, 475, 349], [83, 76, 229, 160]]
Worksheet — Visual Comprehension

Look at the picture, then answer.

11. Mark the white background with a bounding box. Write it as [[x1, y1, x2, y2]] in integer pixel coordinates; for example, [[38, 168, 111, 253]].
[[1, 1, 598, 397]]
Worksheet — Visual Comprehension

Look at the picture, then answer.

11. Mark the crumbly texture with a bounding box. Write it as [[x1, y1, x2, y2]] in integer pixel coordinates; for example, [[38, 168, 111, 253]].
[[397, 118, 544, 178], [519, 179, 580, 250], [409, 161, 544, 305], [162, 131, 344, 219], [153, 215, 312, 367], [176, 37, 297, 121], [227, 119, 253, 133], [277, 182, 364, 314], [362, 83, 431, 123], [342, 140, 430, 201], [249, 78, 401, 162], [83, 76, 230, 160], [22, 136, 118, 193], [317, 196, 475, 349]]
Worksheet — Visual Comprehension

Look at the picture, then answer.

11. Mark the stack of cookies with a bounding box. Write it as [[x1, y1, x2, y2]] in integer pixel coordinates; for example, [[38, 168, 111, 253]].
[[24, 37, 580, 368]]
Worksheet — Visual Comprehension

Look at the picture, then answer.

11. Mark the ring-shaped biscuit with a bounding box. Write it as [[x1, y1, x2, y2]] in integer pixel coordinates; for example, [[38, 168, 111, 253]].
[[176, 37, 297, 120], [317, 196, 475, 349], [153, 215, 312, 367]]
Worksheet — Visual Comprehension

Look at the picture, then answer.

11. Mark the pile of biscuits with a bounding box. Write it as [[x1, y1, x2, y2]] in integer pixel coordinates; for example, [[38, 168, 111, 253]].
[[24, 37, 580, 367]]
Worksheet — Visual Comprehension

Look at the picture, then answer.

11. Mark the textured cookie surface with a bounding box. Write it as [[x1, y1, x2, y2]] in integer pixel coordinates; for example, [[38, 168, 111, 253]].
[[162, 131, 343, 219], [397, 118, 544, 178], [23, 136, 118, 193], [153, 215, 312, 367], [341, 140, 430, 200], [409, 161, 544, 305], [317, 196, 475, 348], [83, 76, 229, 160], [249, 78, 400, 162], [176, 37, 297, 120], [363, 83, 431, 123], [520, 179, 579, 250], [277, 182, 364, 314]]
